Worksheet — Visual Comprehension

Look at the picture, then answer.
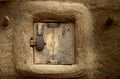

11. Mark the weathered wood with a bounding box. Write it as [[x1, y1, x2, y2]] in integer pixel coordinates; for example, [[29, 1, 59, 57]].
[[34, 23, 53, 64], [53, 23, 74, 65], [34, 23, 74, 65]]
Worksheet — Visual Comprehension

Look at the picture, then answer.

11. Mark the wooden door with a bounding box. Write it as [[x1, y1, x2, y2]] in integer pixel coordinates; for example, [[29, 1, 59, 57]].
[[33, 22, 74, 65]]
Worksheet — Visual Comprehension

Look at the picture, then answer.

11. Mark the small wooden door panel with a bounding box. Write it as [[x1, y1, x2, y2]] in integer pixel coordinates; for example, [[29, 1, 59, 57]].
[[33, 23, 74, 65]]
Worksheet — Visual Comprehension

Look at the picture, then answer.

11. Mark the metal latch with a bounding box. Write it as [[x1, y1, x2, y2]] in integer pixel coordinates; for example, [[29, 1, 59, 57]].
[[30, 23, 45, 51]]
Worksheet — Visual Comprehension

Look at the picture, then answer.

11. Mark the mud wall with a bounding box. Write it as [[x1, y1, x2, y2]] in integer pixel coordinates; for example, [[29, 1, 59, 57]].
[[0, 0, 120, 79]]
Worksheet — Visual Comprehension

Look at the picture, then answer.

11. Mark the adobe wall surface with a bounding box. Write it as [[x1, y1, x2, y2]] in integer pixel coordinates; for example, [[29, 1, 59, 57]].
[[0, 0, 120, 79]]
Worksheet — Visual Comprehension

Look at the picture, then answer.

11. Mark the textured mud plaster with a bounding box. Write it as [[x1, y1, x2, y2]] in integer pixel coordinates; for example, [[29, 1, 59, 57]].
[[0, 1, 17, 79], [14, 1, 95, 79]]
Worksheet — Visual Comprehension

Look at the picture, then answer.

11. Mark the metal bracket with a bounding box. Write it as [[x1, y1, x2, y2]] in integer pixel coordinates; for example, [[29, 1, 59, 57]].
[[47, 60, 59, 64], [47, 23, 58, 28], [30, 37, 36, 47]]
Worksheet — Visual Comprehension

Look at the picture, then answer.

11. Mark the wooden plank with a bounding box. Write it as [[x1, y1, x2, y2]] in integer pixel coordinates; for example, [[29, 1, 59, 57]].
[[34, 23, 53, 64], [53, 23, 74, 65]]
